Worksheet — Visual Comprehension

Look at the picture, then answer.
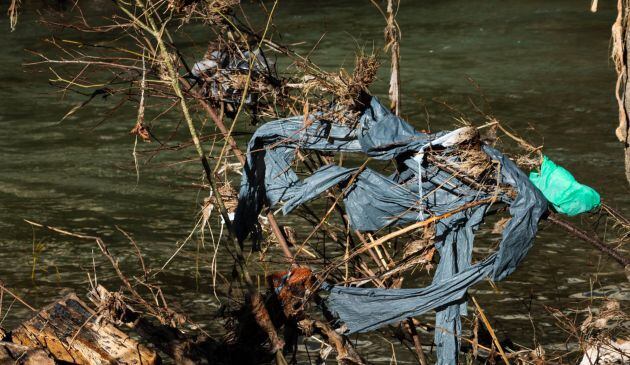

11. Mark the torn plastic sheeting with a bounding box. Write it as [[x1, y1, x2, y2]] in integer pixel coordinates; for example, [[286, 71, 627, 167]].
[[234, 97, 547, 364]]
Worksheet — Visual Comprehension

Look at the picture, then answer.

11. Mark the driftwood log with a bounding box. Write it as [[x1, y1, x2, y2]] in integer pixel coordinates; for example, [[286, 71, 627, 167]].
[[10, 293, 157, 365], [88, 285, 223, 365], [0, 341, 54, 365]]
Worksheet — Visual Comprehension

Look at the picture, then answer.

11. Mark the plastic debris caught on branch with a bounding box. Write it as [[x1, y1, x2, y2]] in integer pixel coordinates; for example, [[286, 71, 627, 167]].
[[235, 97, 548, 364], [529, 155, 601, 216]]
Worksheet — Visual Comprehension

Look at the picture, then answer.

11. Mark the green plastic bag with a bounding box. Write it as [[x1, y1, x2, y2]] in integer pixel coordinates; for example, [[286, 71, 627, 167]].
[[529, 156, 600, 216]]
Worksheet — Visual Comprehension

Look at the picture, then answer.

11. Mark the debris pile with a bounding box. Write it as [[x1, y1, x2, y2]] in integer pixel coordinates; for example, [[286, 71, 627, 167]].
[[2, 0, 628, 364]]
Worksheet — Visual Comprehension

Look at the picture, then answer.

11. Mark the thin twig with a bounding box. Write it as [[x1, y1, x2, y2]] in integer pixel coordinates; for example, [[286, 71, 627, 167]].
[[471, 296, 510, 365], [0, 282, 36, 312]]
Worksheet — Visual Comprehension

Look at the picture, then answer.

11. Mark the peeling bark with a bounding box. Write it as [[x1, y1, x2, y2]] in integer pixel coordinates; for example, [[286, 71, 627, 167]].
[[612, 0, 630, 184]]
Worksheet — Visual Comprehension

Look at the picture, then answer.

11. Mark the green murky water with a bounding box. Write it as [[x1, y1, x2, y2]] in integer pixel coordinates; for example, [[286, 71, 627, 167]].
[[0, 1, 628, 363]]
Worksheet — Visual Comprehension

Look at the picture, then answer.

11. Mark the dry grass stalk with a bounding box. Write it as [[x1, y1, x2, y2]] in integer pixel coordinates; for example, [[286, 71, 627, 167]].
[[291, 53, 380, 125], [547, 299, 629, 365], [24, 219, 186, 326], [471, 296, 510, 365]]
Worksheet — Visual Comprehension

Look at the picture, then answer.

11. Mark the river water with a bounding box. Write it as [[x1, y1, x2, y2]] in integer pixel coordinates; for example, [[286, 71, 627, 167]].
[[0, 1, 628, 363]]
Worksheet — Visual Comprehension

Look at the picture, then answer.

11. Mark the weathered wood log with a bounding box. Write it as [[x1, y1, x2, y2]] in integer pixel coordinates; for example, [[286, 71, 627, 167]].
[[11, 293, 158, 365], [88, 285, 218, 365], [0, 341, 54, 365], [133, 317, 218, 365]]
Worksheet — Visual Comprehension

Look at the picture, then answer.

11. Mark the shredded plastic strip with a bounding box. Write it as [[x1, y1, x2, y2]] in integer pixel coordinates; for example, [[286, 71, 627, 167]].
[[235, 97, 547, 364]]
